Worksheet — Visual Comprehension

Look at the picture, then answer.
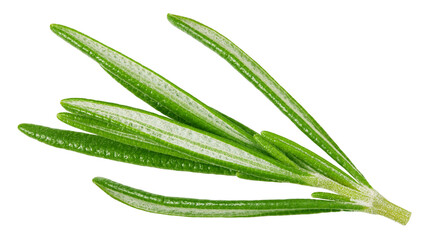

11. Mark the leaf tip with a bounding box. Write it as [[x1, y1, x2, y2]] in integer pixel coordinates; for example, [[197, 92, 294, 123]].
[[252, 133, 262, 140], [17, 123, 27, 131], [60, 99, 73, 114], [60, 98, 82, 109], [50, 24, 65, 34], [92, 177, 105, 186], [92, 177, 116, 194], [260, 131, 272, 136], [50, 23, 58, 30], [167, 13, 186, 25], [56, 112, 68, 121], [18, 123, 33, 136], [167, 13, 178, 21], [60, 98, 71, 107], [57, 112, 81, 127]]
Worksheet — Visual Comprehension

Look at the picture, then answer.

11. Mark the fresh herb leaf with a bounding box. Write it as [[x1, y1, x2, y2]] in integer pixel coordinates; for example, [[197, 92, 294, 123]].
[[50, 24, 258, 149], [167, 14, 370, 187], [18, 123, 235, 175], [261, 131, 359, 189], [93, 177, 366, 217]]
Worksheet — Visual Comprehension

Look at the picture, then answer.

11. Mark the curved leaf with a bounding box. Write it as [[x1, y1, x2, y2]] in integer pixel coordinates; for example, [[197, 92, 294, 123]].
[[253, 134, 301, 170], [56, 112, 199, 162], [311, 192, 352, 202], [93, 177, 366, 217], [18, 124, 235, 175], [50, 24, 258, 149], [261, 131, 360, 189], [167, 14, 370, 187]]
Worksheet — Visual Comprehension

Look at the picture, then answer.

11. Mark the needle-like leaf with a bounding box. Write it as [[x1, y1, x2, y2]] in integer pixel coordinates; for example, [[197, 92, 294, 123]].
[[93, 177, 366, 217], [261, 131, 359, 189], [253, 133, 302, 170], [167, 14, 370, 187], [311, 192, 352, 202], [18, 124, 235, 175], [50, 24, 259, 150], [56, 112, 200, 162], [60, 98, 311, 184]]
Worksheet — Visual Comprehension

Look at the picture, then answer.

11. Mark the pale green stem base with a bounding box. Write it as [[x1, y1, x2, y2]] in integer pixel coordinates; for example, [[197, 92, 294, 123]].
[[367, 194, 411, 225], [307, 174, 411, 225]]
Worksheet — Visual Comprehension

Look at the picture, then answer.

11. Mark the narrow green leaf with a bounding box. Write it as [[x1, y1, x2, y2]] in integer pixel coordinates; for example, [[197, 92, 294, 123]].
[[209, 107, 258, 137], [60, 98, 310, 184], [261, 131, 360, 190], [18, 123, 235, 175], [253, 134, 301, 170], [93, 177, 366, 217], [50, 24, 258, 149], [102, 66, 262, 153], [311, 192, 352, 202], [57, 112, 199, 163], [167, 14, 370, 187], [236, 173, 278, 182], [283, 154, 315, 172]]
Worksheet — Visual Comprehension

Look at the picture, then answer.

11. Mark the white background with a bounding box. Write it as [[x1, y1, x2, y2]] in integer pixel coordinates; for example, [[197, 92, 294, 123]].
[[1, 0, 426, 239]]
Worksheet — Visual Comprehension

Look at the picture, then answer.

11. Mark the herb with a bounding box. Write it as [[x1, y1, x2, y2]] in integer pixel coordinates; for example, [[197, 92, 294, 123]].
[[18, 14, 410, 225]]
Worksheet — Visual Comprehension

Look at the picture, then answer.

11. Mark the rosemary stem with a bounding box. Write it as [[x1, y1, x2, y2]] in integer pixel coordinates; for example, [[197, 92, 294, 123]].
[[367, 195, 411, 225], [308, 174, 411, 224]]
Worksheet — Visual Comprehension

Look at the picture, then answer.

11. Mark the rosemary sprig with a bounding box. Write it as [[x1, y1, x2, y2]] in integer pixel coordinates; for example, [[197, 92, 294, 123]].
[[18, 14, 411, 225]]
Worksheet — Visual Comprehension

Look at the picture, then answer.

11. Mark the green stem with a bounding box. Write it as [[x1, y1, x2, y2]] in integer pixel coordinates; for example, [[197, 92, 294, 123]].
[[367, 195, 411, 225], [307, 174, 411, 225]]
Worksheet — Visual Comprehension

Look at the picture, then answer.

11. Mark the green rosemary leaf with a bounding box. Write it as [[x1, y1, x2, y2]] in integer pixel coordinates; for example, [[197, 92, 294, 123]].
[[253, 134, 301, 170], [209, 107, 258, 137], [50, 24, 258, 149], [235, 173, 278, 182], [93, 177, 366, 217], [18, 124, 235, 175], [60, 98, 310, 184], [261, 131, 360, 190], [56, 112, 198, 162], [311, 192, 352, 202], [167, 14, 370, 187], [283, 154, 315, 172], [102, 66, 263, 154]]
